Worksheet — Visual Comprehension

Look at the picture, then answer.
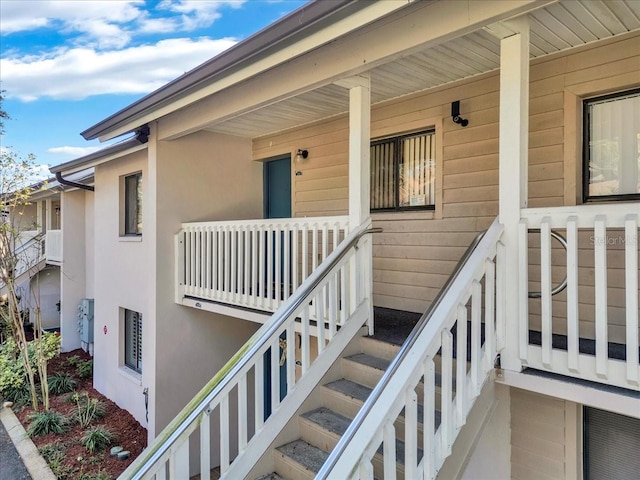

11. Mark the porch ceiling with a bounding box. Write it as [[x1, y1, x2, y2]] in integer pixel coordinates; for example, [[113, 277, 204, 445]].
[[206, 0, 640, 139]]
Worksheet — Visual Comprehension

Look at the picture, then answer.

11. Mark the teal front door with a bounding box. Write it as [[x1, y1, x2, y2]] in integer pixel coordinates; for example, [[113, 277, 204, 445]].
[[263, 156, 291, 420]]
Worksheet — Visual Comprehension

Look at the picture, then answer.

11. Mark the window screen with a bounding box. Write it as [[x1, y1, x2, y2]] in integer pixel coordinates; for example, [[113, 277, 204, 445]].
[[371, 130, 435, 210], [584, 407, 640, 479]]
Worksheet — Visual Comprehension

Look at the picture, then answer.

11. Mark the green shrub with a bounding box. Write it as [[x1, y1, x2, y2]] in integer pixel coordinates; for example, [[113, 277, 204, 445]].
[[1, 381, 31, 407], [38, 443, 73, 479], [65, 355, 81, 367], [47, 373, 77, 395], [27, 410, 68, 436], [0, 338, 26, 396], [76, 360, 93, 379], [76, 470, 113, 480], [80, 426, 116, 453], [72, 392, 106, 427]]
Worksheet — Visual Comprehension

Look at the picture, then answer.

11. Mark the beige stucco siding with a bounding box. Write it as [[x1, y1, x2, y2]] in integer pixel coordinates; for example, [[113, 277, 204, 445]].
[[253, 32, 640, 331], [152, 129, 262, 460], [93, 149, 150, 427]]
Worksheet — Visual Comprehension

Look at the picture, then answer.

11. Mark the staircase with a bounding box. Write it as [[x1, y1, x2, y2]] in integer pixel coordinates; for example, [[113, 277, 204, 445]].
[[260, 334, 447, 480], [119, 219, 503, 480]]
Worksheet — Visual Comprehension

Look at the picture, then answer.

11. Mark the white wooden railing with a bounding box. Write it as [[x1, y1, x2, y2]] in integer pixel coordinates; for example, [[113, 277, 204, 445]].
[[520, 204, 639, 390], [6, 232, 45, 282], [176, 216, 349, 313], [318, 219, 504, 480], [120, 221, 374, 480], [44, 229, 63, 263]]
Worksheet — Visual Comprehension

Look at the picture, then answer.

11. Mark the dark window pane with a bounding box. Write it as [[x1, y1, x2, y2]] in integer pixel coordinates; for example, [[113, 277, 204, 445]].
[[371, 131, 435, 211], [125, 173, 142, 235]]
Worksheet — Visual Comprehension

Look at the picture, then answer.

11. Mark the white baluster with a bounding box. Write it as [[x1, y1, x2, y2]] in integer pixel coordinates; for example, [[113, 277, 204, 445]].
[[169, 440, 189, 479], [441, 328, 453, 456], [540, 218, 552, 368], [301, 306, 310, 373], [271, 337, 280, 410], [200, 410, 211, 480], [383, 422, 397, 480], [624, 214, 638, 385], [518, 220, 529, 362], [483, 259, 496, 374], [566, 217, 579, 373], [405, 388, 418, 479], [456, 305, 467, 427], [286, 323, 295, 393], [220, 396, 230, 473], [423, 357, 435, 480], [255, 360, 264, 430], [471, 280, 482, 398], [238, 375, 248, 450], [594, 216, 608, 378]]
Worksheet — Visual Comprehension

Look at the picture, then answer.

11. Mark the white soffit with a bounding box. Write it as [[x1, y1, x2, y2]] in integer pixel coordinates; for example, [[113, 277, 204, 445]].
[[208, 0, 640, 138]]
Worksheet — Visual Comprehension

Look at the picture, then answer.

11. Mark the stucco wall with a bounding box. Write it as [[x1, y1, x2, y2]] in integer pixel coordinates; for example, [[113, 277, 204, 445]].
[[93, 149, 150, 427], [151, 129, 263, 453], [60, 189, 86, 352]]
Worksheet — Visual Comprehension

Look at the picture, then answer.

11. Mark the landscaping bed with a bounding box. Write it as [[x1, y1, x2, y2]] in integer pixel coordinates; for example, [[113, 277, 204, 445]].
[[14, 348, 147, 480]]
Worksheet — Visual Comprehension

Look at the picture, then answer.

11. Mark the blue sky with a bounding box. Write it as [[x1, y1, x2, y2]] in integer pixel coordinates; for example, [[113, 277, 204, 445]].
[[0, 0, 306, 175]]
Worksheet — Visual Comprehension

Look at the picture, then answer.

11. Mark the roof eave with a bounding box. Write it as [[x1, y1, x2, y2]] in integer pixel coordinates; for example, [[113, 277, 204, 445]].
[[49, 138, 146, 176], [80, 0, 359, 141]]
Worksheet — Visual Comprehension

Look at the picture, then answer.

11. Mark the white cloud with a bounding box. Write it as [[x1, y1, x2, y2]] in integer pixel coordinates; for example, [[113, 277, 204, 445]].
[[1, 37, 237, 101], [47, 146, 103, 157], [0, 1, 143, 48], [1, 1, 245, 47]]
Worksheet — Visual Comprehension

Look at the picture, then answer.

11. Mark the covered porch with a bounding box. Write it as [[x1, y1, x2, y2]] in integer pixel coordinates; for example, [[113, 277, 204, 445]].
[[167, 0, 639, 391]]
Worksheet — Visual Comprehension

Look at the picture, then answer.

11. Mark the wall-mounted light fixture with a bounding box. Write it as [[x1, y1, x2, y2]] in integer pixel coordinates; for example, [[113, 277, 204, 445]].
[[451, 101, 469, 127], [295, 149, 309, 164]]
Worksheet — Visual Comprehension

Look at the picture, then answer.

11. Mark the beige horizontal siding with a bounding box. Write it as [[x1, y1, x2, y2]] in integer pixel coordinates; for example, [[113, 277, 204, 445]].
[[511, 389, 569, 480], [253, 32, 640, 320]]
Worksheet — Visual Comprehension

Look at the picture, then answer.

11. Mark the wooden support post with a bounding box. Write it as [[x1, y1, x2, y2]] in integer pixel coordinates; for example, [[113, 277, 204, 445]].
[[497, 17, 529, 372]]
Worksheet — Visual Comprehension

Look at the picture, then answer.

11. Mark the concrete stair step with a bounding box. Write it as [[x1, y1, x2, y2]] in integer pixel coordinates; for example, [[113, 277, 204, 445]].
[[342, 353, 452, 405], [274, 439, 328, 480], [255, 474, 287, 480]]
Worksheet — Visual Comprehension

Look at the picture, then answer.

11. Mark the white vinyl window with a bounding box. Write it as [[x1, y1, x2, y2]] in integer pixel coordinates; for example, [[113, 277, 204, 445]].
[[371, 130, 436, 211], [584, 89, 640, 201], [124, 309, 142, 374]]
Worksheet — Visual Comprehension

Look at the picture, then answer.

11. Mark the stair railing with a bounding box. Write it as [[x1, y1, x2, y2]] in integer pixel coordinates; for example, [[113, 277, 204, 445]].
[[119, 221, 379, 480], [317, 218, 504, 480]]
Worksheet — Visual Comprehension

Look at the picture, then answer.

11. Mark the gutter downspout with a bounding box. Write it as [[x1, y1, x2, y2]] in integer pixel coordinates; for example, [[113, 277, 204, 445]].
[[54, 172, 95, 192]]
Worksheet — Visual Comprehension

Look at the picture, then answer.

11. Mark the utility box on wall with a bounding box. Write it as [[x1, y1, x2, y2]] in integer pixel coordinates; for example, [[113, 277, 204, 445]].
[[78, 298, 94, 354]]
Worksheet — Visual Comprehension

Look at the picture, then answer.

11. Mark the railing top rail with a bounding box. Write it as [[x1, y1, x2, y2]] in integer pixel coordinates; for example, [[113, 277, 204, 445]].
[[122, 220, 378, 480], [180, 214, 350, 229], [521, 203, 639, 226], [316, 217, 504, 479]]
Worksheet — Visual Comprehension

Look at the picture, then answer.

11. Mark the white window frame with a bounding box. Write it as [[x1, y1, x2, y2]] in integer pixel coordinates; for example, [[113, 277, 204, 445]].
[[120, 171, 142, 237], [583, 88, 640, 203]]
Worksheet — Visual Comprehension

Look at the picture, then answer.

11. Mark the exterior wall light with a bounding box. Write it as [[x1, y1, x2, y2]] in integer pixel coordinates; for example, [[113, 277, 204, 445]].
[[451, 100, 469, 127], [295, 149, 309, 163]]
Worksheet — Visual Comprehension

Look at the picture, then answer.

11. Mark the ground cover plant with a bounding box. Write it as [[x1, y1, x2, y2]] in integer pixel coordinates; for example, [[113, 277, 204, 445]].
[[11, 348, 147, 480]]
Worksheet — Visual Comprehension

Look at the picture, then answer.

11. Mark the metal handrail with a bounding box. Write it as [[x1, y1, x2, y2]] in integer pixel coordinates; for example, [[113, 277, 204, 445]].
[[316, 222, 492, 479], [123, 221, 381, 480], [528, 229, 568, 299]]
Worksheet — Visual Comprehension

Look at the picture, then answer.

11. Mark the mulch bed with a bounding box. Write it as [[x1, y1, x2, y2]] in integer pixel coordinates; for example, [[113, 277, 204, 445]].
[[14, 348, 147, 480]]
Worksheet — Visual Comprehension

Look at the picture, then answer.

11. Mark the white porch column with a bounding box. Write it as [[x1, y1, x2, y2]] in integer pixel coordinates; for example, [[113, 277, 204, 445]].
[[45, 198, 53, 232], [497, 18, 529, 372], [341, 75, 371, 227], [336, 75, 373, 331], [36, 201, 44, 233]]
